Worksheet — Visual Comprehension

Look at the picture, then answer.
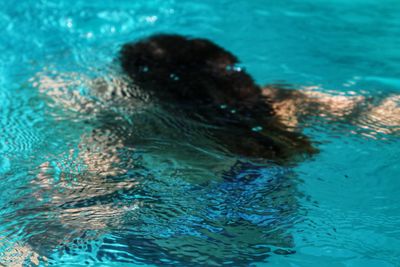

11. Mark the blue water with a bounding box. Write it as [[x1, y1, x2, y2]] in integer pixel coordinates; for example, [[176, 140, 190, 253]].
[[1, 0, 400, 266]]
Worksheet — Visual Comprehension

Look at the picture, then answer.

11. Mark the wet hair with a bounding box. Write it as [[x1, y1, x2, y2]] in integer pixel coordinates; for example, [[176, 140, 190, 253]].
[[120, 34, 264, 107], [119, 34, 316, 161]]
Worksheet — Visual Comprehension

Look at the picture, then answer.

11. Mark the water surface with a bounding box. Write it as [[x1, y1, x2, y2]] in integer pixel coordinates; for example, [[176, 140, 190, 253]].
[[0, 0, 399, 266]]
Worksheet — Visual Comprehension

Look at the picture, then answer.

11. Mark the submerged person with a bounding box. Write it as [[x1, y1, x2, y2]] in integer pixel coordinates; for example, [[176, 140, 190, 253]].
[[118, 34, 318, 162], [4, 34, 399, 266]]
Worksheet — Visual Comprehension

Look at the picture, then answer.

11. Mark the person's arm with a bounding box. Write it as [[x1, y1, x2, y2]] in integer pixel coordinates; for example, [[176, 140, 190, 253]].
[[262, 85, 400, 136], [30, 69, 146, 114]]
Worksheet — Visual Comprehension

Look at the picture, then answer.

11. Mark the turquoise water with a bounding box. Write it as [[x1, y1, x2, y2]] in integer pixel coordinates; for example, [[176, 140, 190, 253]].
[[1, 0, 400, 266]]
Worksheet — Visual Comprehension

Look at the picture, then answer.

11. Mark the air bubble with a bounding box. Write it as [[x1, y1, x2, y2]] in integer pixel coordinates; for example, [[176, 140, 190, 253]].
[[252, 126, 263, 132]]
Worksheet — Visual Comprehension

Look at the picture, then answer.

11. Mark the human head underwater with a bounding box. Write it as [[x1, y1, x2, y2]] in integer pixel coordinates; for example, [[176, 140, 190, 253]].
[[119, 34, 317, 162]]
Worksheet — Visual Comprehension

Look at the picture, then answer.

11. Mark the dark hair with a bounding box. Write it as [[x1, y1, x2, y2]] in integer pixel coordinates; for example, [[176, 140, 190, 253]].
[[120, 34, 266, 106], [119, 34, 316, 161]]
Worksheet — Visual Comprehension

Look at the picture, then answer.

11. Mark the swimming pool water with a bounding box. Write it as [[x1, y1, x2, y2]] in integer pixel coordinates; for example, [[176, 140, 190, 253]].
[[0, 0, 399, 266]]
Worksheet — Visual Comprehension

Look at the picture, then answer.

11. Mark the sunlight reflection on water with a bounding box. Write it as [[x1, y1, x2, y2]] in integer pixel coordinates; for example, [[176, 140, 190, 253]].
[[0, 0, 400, 266]]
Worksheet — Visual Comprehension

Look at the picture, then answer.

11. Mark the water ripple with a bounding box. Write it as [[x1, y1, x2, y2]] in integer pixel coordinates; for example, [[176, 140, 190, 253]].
[[1, 0, 400, 266]]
